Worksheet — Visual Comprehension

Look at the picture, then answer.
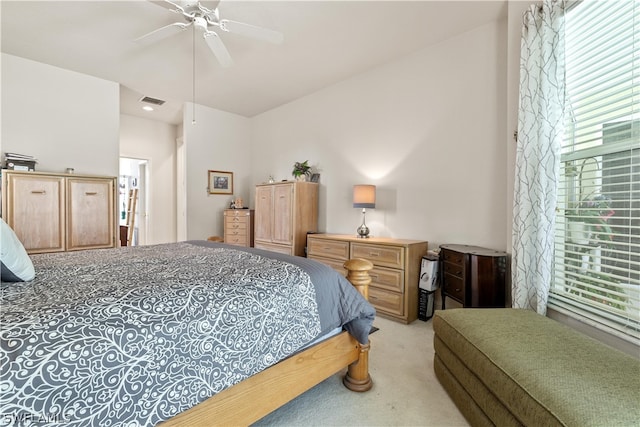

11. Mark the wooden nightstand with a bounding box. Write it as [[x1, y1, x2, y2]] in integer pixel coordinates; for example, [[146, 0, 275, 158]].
[[223, 209, 254, 247], [307, 234, 428, 324], [440, 244, 507, 309]]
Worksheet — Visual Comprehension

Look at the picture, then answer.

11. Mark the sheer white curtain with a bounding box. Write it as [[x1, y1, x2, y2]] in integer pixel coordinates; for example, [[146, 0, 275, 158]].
[[512, 0, 565, 314]]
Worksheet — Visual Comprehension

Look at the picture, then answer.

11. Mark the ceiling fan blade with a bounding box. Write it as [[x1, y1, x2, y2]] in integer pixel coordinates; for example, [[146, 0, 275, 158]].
[[219, 19, 284, 44], [203, 31, 233, 67], [148, 0, 185, 14], [198, 1, 221, 17], [134, 22, 191, 44]]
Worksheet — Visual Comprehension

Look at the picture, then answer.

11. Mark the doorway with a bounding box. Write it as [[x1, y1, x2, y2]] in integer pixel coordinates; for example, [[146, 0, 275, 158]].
[[119, 157, 149, 246], [176, 137, 187, 241]]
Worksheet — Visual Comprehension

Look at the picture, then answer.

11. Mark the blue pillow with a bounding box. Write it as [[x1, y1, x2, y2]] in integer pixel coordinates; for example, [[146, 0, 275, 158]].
[[1, 218, 35, 282]]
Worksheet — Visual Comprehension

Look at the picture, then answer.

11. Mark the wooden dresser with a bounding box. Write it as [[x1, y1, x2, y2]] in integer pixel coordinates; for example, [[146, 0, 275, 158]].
[[223, 209, 254, 247], [440, 244, 507, 309], [307, 234, 428, 324]]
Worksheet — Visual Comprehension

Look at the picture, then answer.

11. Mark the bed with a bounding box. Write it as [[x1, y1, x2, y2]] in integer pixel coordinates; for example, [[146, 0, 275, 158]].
[[0, 238, 376, 426]]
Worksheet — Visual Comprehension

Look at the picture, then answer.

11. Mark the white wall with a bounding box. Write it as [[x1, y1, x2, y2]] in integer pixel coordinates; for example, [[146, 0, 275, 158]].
[[250, 20, 508, 251], [505, 1, 531, 254], [182, 103, 251, 240], [1, 53, 119, 177], [119, 114, 178, 244], [1, 17, 511, 254]]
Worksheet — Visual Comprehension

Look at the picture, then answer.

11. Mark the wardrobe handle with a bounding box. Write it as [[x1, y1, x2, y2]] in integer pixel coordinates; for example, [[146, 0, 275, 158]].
[[85, 192, 98, 196], [31, 190, 46, 195]]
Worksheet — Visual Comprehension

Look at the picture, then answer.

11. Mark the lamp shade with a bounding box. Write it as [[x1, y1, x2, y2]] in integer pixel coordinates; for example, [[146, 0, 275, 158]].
[[353, 185, 376, 209]]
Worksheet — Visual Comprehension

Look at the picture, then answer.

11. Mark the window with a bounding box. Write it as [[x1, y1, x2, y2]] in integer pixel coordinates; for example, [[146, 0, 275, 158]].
[[551, 0, 639, 342]]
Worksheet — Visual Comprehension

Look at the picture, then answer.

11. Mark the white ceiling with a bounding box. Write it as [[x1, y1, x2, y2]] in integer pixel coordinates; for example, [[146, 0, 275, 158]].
[[1, 0, 506, 125]]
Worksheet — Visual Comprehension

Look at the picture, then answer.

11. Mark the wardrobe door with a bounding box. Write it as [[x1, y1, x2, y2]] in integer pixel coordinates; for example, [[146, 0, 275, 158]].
[[4, 173, 65, 254], [271, 183, 293, 246], [67, 177, 116, 251], [254, 185, 273, 244]]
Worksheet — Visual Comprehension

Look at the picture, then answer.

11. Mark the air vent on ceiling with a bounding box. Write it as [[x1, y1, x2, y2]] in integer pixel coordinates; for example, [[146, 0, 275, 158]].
[[139, 96, 165, 106]]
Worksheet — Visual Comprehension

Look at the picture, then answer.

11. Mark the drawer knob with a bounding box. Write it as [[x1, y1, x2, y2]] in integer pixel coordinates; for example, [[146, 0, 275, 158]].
[[369, 252, 380, 257]]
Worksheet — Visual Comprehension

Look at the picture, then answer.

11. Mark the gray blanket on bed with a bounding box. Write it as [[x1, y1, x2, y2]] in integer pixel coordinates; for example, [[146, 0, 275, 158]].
[[0, 242, 375, 426]]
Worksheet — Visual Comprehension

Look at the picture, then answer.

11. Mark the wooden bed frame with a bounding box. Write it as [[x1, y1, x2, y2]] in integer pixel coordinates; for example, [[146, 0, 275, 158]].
[[162, 258, 374, 426]]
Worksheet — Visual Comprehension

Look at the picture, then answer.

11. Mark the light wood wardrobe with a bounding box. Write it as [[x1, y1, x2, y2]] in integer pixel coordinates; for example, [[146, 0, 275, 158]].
[[254, 181, 318, 256], [1, 170, 117, 254]]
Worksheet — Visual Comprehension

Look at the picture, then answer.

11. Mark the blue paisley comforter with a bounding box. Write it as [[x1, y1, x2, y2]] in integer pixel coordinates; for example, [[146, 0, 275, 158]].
[[0, 241, 375, 426]]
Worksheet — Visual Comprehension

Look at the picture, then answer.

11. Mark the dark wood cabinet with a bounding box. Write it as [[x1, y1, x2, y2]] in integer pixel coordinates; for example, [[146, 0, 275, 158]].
[[440, 244, 507, 309]]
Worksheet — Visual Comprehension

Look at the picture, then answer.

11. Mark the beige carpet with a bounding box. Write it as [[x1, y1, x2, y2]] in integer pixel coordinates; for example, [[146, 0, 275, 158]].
[[252, 313, 470, 426]]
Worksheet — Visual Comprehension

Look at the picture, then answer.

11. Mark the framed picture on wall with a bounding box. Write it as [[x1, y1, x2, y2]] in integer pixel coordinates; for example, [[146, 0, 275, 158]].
[[208, 170, 233, 195]]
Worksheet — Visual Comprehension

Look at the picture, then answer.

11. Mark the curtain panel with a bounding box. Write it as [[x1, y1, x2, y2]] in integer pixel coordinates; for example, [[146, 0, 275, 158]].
[[512, 0, 565, 314]]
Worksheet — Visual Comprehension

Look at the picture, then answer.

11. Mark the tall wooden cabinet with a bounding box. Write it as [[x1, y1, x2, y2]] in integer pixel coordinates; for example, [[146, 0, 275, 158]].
[[307, 234, 428, 324], [1, 170, 117, 254], [223, 209, 254, 247], [254, 181, 318, 256]]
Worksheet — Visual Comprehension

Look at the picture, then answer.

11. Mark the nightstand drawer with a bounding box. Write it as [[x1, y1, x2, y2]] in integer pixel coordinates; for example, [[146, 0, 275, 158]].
[[307, 238, 349, 260], [368, 287, 403, 316], [368, 266, 404, 293], [442, 249, 464, 266], [443, 262, 464, 278], [225, 236, 247, 246], [225, 229, 247, 238], [444, 273, 465, 302], [351, 243, 404, 269], [225, 221, 248, 230], [225, 210, 251, 217]]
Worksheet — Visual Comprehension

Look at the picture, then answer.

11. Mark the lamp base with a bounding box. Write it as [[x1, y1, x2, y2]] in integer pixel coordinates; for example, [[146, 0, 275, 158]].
[[356, 223, 370, 238]]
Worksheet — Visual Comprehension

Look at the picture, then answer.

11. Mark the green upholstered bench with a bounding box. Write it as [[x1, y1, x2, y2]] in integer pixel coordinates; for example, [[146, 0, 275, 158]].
[[433, 308, 640, 427]]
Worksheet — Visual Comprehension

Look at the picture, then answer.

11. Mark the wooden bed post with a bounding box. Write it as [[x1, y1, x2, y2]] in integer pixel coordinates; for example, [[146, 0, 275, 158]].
[[342, 258, 374, 392]]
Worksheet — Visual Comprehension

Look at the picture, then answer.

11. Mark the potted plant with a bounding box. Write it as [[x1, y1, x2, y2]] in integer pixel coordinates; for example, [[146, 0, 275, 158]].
[[566, 193, 615, 246], [292, 160, 311, 181], [569, 271, 627, 311]]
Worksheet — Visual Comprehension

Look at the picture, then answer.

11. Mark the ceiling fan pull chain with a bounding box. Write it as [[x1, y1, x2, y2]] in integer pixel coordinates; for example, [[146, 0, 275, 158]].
[[192, 23, 196, 125]]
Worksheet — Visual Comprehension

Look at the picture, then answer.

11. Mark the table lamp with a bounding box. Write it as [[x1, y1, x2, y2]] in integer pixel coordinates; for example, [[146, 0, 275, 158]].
[[353, 185, 376, 238]]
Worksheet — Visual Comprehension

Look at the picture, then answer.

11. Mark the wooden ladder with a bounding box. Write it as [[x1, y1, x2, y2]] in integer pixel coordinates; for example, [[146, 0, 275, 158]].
[[125, 188, 138, 246]]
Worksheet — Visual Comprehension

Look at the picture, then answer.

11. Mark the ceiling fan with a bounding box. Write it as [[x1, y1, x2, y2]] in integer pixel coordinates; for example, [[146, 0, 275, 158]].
[[135, 0, 284, 67]]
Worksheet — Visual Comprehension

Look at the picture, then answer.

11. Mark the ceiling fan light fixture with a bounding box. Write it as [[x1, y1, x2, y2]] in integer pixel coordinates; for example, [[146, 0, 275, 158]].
[[138, 0, 284, 67]]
